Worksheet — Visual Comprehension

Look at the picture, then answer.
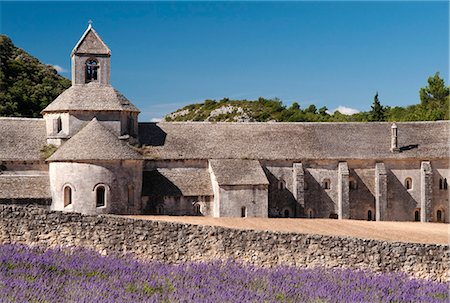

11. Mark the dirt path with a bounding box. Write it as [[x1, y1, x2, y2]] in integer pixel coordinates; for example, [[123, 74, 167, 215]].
[[127, 216, 449, 245]]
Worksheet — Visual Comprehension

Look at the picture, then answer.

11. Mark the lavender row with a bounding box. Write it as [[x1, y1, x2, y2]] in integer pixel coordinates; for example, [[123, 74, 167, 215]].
[[0, 244, 448, 303]]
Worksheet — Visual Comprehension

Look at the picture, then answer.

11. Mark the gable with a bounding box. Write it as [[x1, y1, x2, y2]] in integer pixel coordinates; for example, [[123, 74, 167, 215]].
[[72, 26, 110, 55]]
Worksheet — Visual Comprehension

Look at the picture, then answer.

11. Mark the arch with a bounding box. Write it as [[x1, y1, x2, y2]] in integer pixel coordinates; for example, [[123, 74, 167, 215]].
[[322, 178, 331, 190], [278, 179, 286, 190], [96, 185, 106, 208], [63, 185, 72, 207], [283, 208, 291, 218], [241, 206, 247, 218], [307, 209, 314, 218], [85, 58, 99, 82], [367, 210, 373, 221], [436, 209, 444, 223], [329, 213, 338, 219], [414, 209, 420, 222], [404, 177, 412, 190], [194, 203, 201, 215], [444, 178, 448, 190], [53, 116, 62, 134]]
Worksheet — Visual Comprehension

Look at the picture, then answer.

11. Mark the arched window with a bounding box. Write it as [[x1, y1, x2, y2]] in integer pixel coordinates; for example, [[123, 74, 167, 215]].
[[63, 186, 72, 207], [436, 210, 443, 222], [308, 209, 314, 218], [241, 206, 247, 218], [367, 210, 373, 221], [194, 204, 201, 215], [278, 179, 286, 190], [322, 179, 331, 190], [439, 178, 443, 190], [304, 181, 308, 190], [284, 209, 290, 218], [86, 59, 99, 82], [96, 186, 106, 207], [444, 178, 448, 190], [405, 178, 412, 190], [414, 209, 420, 222]]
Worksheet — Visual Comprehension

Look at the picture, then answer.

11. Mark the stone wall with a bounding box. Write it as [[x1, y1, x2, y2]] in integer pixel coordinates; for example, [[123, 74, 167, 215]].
[[0, 204, 448, 282]]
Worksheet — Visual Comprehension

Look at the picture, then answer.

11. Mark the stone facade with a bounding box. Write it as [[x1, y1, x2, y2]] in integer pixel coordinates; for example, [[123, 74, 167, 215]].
[[0, 205, 448, 282], [0, 24, 449, 221]]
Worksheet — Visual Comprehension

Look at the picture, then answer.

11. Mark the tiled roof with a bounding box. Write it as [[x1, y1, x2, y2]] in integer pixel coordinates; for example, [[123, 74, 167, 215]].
[[142, 168, 213, 196], [47, 118, 142, 161], [0, 173, 50, 199], [209, 159, 269, 186], [141, 121, 449, 160], [41, 83, 139, 113], [0, 118, 46, 161]]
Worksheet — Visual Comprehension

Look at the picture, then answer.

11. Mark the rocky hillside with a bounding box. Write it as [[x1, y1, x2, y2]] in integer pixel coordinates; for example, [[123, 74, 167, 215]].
[[166, 73, 449, 123], [0, 35, 71, 117]]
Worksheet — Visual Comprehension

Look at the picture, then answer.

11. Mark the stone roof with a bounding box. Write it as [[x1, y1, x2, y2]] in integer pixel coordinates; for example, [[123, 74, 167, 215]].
[[209, 159, 269, 186], [41, 82, 139, 113], [0, 173, 50, 199], [141, 121, 449, 160], [72, 24, 111, 56], [142, 168, 213, 196], [47, 118, 142, 162], [0, 118, 46, 161]]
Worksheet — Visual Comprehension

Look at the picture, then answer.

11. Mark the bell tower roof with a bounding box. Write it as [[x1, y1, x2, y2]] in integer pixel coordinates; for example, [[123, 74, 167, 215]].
[[71, 22, 111, 56]]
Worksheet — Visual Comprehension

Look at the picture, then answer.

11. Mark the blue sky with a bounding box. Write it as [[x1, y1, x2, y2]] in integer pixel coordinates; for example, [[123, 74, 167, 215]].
[[1, 1, 448, 121]]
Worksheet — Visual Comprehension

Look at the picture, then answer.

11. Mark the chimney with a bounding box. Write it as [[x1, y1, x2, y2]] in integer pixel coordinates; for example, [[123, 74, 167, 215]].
[[390, 123, 400, 152]]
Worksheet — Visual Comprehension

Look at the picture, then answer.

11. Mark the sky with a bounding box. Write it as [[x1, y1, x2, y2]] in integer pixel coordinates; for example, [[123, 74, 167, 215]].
[[1, 1, 448, 121]]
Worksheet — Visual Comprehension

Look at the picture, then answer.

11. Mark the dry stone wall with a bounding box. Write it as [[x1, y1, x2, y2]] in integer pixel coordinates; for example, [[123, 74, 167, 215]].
[[0, 204, 448, 282]]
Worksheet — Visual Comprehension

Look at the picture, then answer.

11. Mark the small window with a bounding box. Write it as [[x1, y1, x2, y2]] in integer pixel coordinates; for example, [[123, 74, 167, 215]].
[[64, 186, 72, 207], [86, 59, 99, 82], [439, 178, 443, 190], [284, 209, 290, 218], [241, 206, 247, 218], [304, 181, 308, 190], [96, 186, 106, 207], [322, 179, 331, 190], [405, 178, 412, 190], [156, 204, 164, 215], [194, 204, 201, 215], [367, 210, 373, 221], [414, 209, 420, 222], [308, 209, 314, 218], [436, 210, 443, 222], [444, 178, 448, 190], [278, 179, 286, 190]]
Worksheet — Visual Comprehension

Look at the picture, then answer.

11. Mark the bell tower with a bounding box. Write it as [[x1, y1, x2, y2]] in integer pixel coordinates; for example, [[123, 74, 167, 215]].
[[71, 21, 111, 86]]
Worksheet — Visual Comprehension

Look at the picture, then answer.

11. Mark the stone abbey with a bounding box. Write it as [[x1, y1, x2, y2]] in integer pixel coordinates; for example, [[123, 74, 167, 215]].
[[0, 25, 448, 222]]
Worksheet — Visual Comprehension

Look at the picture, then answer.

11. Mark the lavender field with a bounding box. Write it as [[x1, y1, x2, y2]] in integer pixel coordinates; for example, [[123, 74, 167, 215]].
[[0, 244, 448, 303]]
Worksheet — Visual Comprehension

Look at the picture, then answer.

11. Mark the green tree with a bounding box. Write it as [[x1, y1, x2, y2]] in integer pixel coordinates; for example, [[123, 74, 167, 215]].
[[418, 72, 449, 120], [369, 92, 385, 121], [0, 35, 71, 117], [420, 72, 449, 106]]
